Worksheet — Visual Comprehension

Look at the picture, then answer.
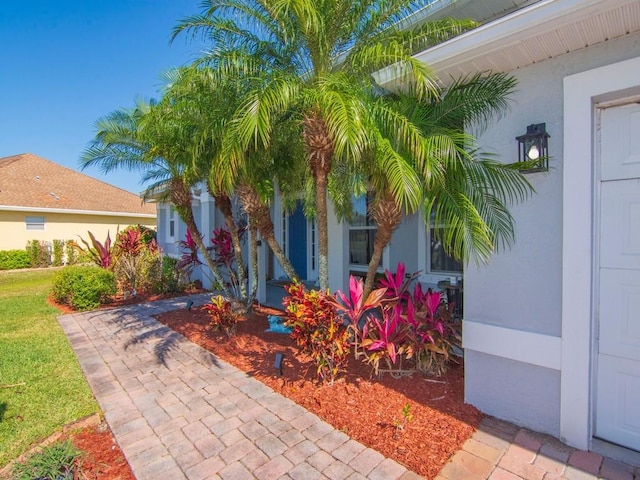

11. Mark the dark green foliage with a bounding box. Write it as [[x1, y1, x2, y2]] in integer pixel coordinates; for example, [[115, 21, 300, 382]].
[[27, 240, 50, 268], [52, 239, 65, 267], [0, 250, 31, 270], [51, 266, 116, 311], [11, 439, 83, 480], [154, 255, 183, 294]]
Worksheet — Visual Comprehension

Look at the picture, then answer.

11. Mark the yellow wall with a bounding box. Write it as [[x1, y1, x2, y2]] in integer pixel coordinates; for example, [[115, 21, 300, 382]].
[[0, 210, 156, 251]]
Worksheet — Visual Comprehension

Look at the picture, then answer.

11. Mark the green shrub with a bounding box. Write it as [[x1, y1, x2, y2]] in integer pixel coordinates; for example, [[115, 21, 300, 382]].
[[155, 255, 183, 294], [65, 240, 79, 265], [51, 266, 116, 311], [0, 250, 31, 270], [52, 239, 65, 266], [27, 240, 50, 268], [11, 439, 83, 480]]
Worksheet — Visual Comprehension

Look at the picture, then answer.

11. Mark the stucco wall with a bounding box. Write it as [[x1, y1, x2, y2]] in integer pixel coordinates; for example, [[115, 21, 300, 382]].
[[463, 33, 640, 436], [466, 350, 561, 436], [468, 33, 640, 335], [327, 199, 349, 293], [0, 210, 155, 251]]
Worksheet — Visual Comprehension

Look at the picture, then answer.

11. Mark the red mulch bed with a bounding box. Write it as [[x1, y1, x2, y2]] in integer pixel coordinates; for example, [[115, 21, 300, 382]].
[[49, 291, 481, 479], [70, 423, 135, 480], [155, 304, 483, 479]]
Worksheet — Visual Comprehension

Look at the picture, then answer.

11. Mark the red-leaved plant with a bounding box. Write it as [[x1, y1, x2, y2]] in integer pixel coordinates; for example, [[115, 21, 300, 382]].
[[329, 275, 386, 358], [202, 295, 239, 337], [78, 231, 113, 269], [283, 281, 351, 384], [177, 229, 202, 278], [210, 227, 241, 296], [348, 263, 462, 376], [407, 284, 460, 376], [112, 225, 160, 295]]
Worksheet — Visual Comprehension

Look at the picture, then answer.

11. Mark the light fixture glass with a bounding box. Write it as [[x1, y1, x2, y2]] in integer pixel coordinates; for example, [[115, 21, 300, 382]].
[[516, 123, 549, 172]]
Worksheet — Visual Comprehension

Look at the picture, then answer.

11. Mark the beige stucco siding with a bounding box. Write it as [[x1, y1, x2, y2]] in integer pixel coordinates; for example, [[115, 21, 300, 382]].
[[0, 210, 156, 250]]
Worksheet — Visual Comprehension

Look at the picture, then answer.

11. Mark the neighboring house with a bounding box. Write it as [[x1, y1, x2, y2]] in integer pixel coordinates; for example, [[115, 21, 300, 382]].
[[155, 0, 640, 461], [0, 153, 156, 252]]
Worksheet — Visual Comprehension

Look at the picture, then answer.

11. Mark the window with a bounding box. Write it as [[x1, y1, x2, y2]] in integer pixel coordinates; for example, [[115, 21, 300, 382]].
[[25, 216, 45, 230], [168, 207, 176, 240], [428, 210, 462, 273], [349, 194, 377, 266], [430, 229, 463, 273]]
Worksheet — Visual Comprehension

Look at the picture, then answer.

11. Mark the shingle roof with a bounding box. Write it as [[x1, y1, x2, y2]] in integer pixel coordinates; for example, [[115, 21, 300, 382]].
[[0, 153, 156, 216]]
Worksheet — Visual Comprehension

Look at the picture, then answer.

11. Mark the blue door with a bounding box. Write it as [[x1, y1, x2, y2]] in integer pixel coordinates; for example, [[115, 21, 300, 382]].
[[288, 202, 307, 280]]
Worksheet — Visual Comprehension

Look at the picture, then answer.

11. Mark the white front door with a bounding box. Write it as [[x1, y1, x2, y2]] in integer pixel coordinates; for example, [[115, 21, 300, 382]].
[[595, 102, 640, 451]]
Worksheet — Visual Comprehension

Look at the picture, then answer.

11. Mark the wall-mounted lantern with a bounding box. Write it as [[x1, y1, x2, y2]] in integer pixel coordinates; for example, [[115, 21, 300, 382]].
[[516, 123, 550, 173]]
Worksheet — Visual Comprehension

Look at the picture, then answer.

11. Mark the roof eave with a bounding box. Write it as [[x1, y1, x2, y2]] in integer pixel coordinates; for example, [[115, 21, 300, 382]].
[[0, 205, 156, 218], [377, 0, 637, 87]]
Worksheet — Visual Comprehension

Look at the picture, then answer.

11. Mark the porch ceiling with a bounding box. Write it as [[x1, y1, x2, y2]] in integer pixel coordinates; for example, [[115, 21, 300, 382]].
[[380, 0, 640, 87]]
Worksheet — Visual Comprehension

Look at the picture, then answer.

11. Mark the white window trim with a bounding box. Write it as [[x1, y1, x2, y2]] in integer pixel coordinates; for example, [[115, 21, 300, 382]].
[[167, 206, 176, 242], [348, 194, 380, 270]]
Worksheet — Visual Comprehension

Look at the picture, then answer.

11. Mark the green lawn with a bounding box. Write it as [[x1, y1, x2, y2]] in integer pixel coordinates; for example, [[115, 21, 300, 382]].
[[0, 269, 99, 467]]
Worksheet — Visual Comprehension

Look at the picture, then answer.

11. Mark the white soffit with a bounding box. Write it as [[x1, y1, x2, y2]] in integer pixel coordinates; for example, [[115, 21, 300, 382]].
[[380, 0, 640, 86]]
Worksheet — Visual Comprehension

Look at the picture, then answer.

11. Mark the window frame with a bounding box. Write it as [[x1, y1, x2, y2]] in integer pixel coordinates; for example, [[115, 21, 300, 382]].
[[428, 226, 463, 274], [167, 206, 176, 242], [25, 216, 45, 231], [348, 193, 379, 269]]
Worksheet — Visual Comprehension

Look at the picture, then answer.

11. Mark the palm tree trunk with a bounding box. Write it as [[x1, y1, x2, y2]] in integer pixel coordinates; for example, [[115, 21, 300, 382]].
[[264, 231, 298, 282], [248, 221, 259, 304], [212, 192, 249, 304], [236, 183, 299, 282], [303, 111, 333, 291], [314, 171, 330, 291], [363, 191, 402, 298], [170, 178, 232, 298]]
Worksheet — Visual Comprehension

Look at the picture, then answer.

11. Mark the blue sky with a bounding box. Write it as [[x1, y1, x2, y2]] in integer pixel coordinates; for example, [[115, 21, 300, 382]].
[[0, 1, 205, 194]]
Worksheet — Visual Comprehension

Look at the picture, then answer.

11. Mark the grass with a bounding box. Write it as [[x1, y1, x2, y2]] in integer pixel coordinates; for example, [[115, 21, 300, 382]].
[[10, 439, 82, 480], [0, 269, 99, 468]]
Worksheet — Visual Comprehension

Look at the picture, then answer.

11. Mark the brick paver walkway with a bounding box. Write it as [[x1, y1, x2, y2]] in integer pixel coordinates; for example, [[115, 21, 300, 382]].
[[438, 415, 640, 480], [58, 295, 640, 480], [58, 295, 420, 480]]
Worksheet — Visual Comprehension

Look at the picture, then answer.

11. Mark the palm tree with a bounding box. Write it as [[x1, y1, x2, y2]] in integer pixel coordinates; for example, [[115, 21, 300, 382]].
[[359, 73, 535, 296], [172, 0, 475, 290], [81, 100, 235, 300], [162, 66, 303, 284], [154, 68, 251, 303]]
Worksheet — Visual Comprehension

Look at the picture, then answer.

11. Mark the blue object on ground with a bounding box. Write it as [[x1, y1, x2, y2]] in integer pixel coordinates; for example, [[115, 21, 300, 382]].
[[265, 315, 292, 334]]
